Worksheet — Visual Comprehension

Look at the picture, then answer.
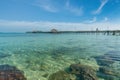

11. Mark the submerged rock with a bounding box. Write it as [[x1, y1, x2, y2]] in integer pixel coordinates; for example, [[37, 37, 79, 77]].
[[105, 51, 120, 61], [99, 67, 114, 75], [94, 52, 120, 67], [48, 70, 71, 80], [94, 56, 114, 66], [0, 52, 11, 58], [98, 66, 120, 80], [94, 53, 120, 80], [70, 64, 98, 80], [0, 64, 27, 80]]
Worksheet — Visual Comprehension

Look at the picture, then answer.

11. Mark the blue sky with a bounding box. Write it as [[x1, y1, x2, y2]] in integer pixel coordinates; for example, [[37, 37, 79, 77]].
[[0, 0, 120, 32]]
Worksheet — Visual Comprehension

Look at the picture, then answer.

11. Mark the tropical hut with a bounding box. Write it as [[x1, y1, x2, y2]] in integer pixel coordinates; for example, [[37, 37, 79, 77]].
[[51, 29, 58, 33]]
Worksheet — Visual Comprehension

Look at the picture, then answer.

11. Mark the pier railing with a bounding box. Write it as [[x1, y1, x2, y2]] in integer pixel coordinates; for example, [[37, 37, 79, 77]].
[[26, 30, 120, 35]]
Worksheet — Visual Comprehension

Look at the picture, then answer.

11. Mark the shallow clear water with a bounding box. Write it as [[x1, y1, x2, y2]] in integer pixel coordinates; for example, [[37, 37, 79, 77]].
[[0, 33, 120, 80]]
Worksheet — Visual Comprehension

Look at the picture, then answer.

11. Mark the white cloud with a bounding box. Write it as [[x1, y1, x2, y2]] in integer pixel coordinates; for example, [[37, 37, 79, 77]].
[[85, 17, 97, 23], [104, 17, 108, 22], [35, 0, 58, 12], [93, 0, 108, 14], [35, 0, 83, 15], [40, 4, 58, 12], [65, 0, 83, 16], [69, 7, 83, 16], [0, 20, 120, 32]]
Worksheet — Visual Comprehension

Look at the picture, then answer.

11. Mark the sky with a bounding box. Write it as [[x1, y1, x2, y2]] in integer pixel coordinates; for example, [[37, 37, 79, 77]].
[[0, 0, 120, 32]]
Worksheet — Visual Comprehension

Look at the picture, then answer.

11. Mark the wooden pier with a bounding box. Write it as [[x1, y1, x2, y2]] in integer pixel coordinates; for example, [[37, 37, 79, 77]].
[[26, 30, 120, 36]]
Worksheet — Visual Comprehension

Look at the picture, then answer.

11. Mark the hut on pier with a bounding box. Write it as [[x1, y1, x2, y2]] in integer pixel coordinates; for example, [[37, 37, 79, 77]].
[[51, 29, 58, 33]]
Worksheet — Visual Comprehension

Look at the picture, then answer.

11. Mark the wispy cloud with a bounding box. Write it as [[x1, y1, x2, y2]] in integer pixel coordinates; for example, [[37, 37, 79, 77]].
[[40, 5, 58, 12], [0, 20, 120, 32], [93, 0, 108, 14], [35, 0, 58, 12], [104, 17, 108, 22], [68, 7, 83, 16], [65, 0, 83, 16], [84, 17, 97, 23], [35, 0, 83, 15]]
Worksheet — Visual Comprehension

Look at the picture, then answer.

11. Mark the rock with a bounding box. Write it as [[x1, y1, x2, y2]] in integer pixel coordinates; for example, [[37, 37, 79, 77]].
[[0, 52, 11, 58], [0, 64, 27, 80], [99, 67, 114, 75], [94, 53, 120, 80], [94, 56, 114, 66], [48, 70, 71, 80], [99, 66, 120, 78], [94, 52, 120, 67], [105, 51, 120, 61], [70, 64, 98, 80]]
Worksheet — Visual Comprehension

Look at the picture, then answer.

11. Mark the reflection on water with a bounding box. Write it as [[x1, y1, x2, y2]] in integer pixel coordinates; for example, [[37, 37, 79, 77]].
[[0, 33, 120, 80]]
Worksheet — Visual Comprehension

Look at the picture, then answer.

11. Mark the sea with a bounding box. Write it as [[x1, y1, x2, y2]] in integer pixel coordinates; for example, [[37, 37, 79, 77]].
[[0, 33, 120, 80]]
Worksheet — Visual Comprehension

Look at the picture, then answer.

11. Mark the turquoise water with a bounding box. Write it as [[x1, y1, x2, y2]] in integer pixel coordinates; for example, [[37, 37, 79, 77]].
[[0, 33, 120, 80]]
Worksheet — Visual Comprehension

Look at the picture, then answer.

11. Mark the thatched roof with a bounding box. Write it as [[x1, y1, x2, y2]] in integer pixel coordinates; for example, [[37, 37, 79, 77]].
[[51, 29, 58, 33]]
